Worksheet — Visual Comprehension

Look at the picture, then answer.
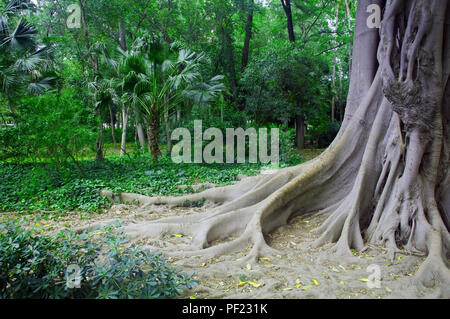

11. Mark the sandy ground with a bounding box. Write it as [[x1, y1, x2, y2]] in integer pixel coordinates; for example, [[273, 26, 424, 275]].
[[3, 201, 446, 299]]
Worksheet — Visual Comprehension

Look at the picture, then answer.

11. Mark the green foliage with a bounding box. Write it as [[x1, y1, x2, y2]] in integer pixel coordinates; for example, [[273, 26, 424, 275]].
[[277, 126, 303, 165], [0, 221, 197, 299], [1, 89, 96, 163], [240, 41, 332, 126], [306, 119, 341, 148], [0, 154, 290, 213], [0, 0, 55, 101]]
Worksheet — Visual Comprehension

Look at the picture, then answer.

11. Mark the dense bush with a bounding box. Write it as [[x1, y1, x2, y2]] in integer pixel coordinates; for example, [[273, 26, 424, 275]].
[[317, 121, 341, 148], [306, 120, 341, 148], [0, 222, 197, 299], [2, 89, 96, 164], [0, 126, 28, 161]]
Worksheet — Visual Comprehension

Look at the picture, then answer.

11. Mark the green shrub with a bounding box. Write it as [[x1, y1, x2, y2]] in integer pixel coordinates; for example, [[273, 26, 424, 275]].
[[9, 89, 96, 164], [0, 222, 197, 299], [0, 126, 29, 161]]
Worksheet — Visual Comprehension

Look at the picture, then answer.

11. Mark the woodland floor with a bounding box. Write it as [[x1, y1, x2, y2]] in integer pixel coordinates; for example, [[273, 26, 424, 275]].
[[1, 148, 444, 299], [2, 192, 442, 299], [2, 203, 439, 299]]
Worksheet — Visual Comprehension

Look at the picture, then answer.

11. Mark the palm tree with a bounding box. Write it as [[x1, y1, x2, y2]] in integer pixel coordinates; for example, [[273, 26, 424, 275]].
[[102, 35, 225, 162], [132, 44, 209, 162], [0, 0, 55, 120], [88, 76, 119, 160]]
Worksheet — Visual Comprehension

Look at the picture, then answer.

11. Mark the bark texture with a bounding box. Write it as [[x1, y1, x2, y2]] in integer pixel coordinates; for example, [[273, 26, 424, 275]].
[[147, 113, 161, 162], [101, 0, 450, 296]]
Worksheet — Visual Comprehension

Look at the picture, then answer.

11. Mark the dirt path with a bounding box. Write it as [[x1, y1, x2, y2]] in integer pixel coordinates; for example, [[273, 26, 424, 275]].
[[3, 202, 442, 299]]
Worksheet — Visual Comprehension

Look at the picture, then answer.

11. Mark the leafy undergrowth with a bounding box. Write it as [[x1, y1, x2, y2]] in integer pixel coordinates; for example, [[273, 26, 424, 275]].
[[0, 221, 197, 299], [0, 154, 303, 214]]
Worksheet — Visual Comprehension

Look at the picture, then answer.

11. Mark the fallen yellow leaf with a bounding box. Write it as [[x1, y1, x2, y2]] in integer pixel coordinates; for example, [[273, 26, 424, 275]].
[[312, 279, 320, 286], [238, 281, 247, 287], [302, 285, 313, 291], [359, 278, 370, 282], [173, 234, 183, 238], [247, 281, 263, 288]]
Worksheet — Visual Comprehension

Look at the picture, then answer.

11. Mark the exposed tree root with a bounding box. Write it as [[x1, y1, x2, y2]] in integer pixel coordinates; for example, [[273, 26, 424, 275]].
[[96, 0, 450, 297]]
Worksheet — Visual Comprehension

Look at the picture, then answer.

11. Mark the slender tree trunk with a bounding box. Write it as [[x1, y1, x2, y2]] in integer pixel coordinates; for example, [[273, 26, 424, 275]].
[[164, 110, 171, 154], [78, 0, 102, 161], [331, 62, 337, 122], [95, 109, 104, 162], [135, 111, 146, 150], [217, 10, 239, 106], [147, 114, 161, 162], [281, 0, 295, 43], [241, 0, 254, 73], [331, 4, 339, 123], [118, 20, 127, 51], [108, 105, 117, 148], [120, 106, 129, 156], [78, 0, 98, 71], [295, 114, 305, 149], [343, 0, 353, 75], [281, 0, 302, 145]]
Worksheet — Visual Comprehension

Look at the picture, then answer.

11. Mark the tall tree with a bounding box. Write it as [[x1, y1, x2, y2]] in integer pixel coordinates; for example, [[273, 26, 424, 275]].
[[215, 0, 239, 105], [281, 0, 305, 148], [110, 0, 450, 295], [241, 0, 254, 72], [280, 0, 295, 43]]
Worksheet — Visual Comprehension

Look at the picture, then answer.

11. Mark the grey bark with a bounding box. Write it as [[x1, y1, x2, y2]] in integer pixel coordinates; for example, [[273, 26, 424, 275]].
[[101, 0, 450, 295], [120, 106, 129, 156], [135, 111, 146, 150]]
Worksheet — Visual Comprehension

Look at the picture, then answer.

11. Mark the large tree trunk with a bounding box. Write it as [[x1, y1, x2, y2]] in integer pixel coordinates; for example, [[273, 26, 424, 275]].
[[102, 0, 450, 296]]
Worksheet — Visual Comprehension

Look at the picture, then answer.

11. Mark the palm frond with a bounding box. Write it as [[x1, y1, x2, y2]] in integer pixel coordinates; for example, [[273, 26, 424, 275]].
[[1, 18, 37, 49], [27, 77, 55, 95]]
